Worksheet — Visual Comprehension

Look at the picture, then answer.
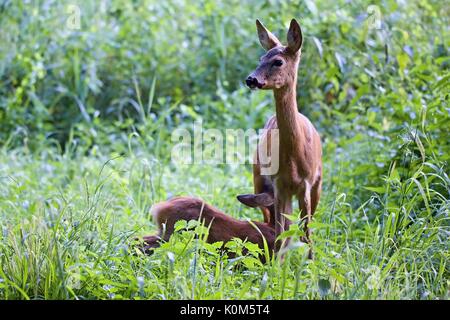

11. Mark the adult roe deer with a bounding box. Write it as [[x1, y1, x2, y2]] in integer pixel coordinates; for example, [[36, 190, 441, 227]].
[[140, 196, 275, 260], [237, 19, 322, 259]]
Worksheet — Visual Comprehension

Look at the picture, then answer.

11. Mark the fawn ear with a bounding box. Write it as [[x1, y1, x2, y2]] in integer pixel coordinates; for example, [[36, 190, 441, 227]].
[[256, 19, 281, 51], [237, 193, 274, 208], [286, 19, 303, 54]]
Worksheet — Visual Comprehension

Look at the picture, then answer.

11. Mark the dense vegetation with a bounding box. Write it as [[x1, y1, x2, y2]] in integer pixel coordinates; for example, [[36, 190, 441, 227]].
[[0, 0, 448, 299]]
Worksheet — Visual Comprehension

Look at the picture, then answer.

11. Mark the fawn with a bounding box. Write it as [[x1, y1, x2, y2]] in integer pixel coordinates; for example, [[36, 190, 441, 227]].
[[140, 196, 275, 260], [237, 19, 322, 259]]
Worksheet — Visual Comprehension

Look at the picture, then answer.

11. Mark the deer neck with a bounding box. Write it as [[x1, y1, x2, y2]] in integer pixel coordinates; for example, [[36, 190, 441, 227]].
[[273, 81, 302, 154]]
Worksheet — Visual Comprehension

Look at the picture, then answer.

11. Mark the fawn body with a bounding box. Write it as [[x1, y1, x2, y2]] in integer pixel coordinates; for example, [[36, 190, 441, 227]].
[[141, 197, 275, 258]]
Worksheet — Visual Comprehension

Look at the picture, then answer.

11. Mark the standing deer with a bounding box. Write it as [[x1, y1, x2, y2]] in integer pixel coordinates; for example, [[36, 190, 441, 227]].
[[140, 196, 275, 261], [237, 19, 322, 259]]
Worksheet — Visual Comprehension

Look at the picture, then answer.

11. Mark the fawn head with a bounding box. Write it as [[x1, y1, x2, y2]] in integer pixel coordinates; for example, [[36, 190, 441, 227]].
[[246, 19, 303, 90]]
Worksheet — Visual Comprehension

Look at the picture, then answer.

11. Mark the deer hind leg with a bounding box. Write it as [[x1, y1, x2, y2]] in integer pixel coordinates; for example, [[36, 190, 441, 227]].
[[299, 182, 314, 259], [303, 177, 322, 259], [311, 178, 322, 216]]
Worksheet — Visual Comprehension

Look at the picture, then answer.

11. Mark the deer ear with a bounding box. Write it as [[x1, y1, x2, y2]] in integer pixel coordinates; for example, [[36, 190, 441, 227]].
[[256, 19, 281, 51], [286, 19, 303, 53], [237, 193, 274, 208]]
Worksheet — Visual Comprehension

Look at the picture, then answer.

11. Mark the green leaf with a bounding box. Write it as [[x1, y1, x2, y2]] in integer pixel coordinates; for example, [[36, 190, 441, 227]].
[[318, 278, 331, 297], [363, 186, 386, 193], [397, 52, 410, 73], [174, 220, 187, 232]]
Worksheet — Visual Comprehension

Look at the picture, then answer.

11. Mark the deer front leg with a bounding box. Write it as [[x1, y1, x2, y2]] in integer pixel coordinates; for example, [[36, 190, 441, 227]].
[[299, 182, 314, 259], [274, 189, 292, 252]]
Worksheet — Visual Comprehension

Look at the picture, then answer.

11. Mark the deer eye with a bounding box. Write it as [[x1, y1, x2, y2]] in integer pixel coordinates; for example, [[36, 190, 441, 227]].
[[273, 59, 283, 67]]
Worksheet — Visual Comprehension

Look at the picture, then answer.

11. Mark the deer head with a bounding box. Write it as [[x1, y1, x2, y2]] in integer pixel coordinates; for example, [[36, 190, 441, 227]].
[[246, 19, 303, 90]]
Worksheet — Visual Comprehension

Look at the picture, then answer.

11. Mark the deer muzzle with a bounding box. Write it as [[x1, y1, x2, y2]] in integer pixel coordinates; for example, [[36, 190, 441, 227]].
[[246, 75, 265, 89]]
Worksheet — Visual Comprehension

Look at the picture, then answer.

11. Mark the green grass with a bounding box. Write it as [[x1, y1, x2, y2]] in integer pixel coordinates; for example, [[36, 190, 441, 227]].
[[0, 0, 449, 299], [0, 123, 447, 299]]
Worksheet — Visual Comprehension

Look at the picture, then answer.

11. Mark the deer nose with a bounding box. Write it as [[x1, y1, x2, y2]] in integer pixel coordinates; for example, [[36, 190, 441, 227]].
[[246, 76, 256, 88], [246, 76, 264, 89]]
